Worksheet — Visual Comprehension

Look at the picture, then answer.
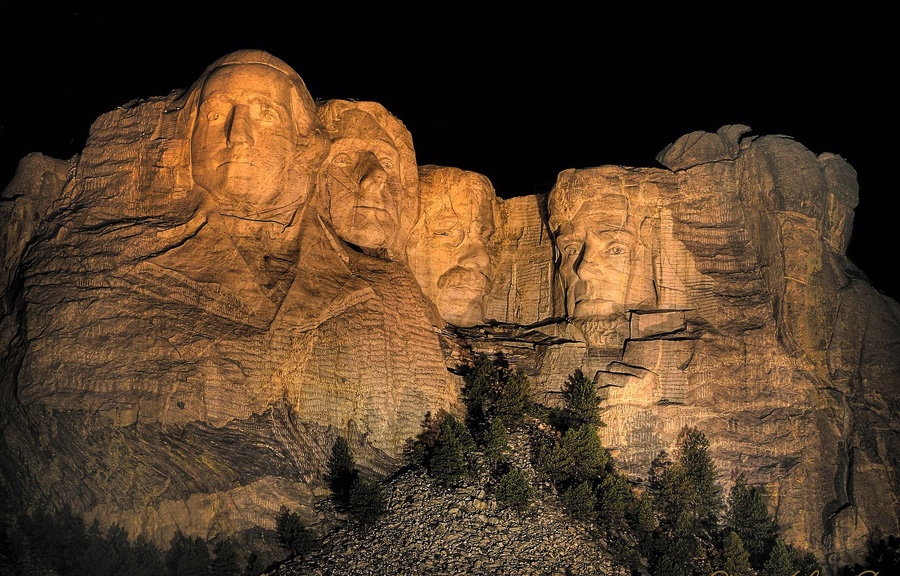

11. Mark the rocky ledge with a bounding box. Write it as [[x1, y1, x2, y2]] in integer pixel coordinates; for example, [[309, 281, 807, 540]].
[[266, 433, 628, 576]]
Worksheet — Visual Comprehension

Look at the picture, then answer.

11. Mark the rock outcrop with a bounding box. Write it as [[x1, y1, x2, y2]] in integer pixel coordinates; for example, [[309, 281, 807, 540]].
[[1, 50, 897, 571]]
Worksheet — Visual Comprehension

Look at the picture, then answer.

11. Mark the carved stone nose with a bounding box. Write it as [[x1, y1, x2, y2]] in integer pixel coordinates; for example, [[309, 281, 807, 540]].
[[226, 105, 254, 147]]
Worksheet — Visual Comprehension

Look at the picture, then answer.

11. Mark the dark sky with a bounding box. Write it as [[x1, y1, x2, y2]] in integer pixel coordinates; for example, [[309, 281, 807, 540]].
[[2, 4, 896, 300]]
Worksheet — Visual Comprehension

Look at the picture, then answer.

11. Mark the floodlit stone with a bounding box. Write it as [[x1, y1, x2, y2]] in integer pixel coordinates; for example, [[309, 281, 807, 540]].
[[1, 52, 896, 570]]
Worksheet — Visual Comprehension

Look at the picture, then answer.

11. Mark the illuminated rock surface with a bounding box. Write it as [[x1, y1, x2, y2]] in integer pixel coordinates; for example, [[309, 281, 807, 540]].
[[1, 51, 897, 569]]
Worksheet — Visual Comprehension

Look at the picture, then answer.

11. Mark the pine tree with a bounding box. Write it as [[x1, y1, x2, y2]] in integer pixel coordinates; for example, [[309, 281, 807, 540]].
[[327, 436, 358, 505], [722, 531, 753, 576], [654, 509, 700, 576], [495, 368, 532, 425], [429, 413, 472, 485], [209, 539, 241, 576], [347, 477, 388, 528], [560, 424, 608, 483], [535, 434, 576, 485], [495, 467, 534, 510], [596, 472, 631, 532], [726, 472, 778, 568], [762, 539, 795, 576], [562, 481, 597, 521], [165, 531, 210, 576], [678, 427, 723, 529], [482, 416, 510, 466], [562, 369, 602, 428], [275, 506, 316, 557]]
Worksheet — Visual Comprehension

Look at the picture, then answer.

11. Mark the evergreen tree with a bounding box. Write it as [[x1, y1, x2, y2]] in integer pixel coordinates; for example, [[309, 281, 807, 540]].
[[788, 545, 822, 575], [629, 491, 657, 541], [482, 416, 510, 466], [165, 531, 210, 576], [596, 472, 631, 532], [722, 531, 753, 576], [562, 481, 597, 521], [535, 433, 575, 485], [678, 427, 723, 529], [429, 413, 473, 485], [275, 506, 316, 557], [403, 411, 442, 468], [327, 436, 358, 505], [461, 352, 502, 431], [495, 467, 534, 511], [347, 477, 388, 528], [654, 509, 700, 576], [726, 472, 778, 568], [209, 539, 241, 576], [561, 369, 602, 428], [560, 424, 608, 483], [495, 367, 533, 426], [761, 539, 795, 576], [132, 534, 166, 576]]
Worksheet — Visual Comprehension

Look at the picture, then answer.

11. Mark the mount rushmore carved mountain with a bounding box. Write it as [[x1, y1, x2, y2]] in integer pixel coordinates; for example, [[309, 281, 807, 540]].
[[1, 50, 897, 569]]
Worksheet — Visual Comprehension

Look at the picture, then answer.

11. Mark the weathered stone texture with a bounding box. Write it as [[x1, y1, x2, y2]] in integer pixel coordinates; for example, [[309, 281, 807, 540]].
[[1, 53, 897, 572]]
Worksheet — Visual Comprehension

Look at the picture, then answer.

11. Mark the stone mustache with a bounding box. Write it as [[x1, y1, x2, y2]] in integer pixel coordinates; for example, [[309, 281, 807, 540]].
[[1, 50, 897, 569]]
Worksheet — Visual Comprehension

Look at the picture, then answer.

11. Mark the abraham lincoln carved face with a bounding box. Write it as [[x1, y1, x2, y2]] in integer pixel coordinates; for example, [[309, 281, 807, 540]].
[[549, 167, 656, 349]]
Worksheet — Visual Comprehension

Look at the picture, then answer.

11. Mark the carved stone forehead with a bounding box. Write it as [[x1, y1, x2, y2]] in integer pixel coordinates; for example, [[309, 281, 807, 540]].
[[171, 49, 321, 137], [548, 165, 655, 232], [418, 166, 497, 225]]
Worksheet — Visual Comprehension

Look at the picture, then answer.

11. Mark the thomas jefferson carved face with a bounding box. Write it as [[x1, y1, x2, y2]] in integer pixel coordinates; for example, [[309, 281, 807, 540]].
[[316, 101, 418, 260], [324, 134, 404, 251], [408, 167, 496, 327], [191, 64, 305, 219]]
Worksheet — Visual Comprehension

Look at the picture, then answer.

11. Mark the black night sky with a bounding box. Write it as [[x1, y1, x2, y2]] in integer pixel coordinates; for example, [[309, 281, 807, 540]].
[[2, 4, 896, 301]]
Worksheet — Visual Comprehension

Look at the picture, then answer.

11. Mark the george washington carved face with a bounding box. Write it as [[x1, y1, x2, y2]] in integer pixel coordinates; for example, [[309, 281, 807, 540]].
[[188, 53, 325, 223]]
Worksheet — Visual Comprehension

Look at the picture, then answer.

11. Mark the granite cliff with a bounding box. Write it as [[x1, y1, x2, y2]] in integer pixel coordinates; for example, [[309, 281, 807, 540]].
[[1, 50, 897, 571]]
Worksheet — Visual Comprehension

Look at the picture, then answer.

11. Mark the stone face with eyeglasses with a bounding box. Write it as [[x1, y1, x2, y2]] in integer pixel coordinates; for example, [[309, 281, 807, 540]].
[[407, 166, 498, 328]]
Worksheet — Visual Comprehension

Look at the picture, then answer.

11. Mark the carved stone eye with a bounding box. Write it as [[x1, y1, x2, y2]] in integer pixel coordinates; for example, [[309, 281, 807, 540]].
[[605, 244, 627, 256], [333, 153, 352, 166]]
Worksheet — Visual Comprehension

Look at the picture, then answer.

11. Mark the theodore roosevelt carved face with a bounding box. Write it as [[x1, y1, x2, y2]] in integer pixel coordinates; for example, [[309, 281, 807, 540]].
[[407, 166, 497, 327]]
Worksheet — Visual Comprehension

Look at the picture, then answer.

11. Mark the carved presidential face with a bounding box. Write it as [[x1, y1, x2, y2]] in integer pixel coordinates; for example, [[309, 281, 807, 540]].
[[555, 195, 635, 320], [551, 189, 643, 348], [324, 135, 404, 251], [408, 168, 496, 327], [191, 64, 302, 218]]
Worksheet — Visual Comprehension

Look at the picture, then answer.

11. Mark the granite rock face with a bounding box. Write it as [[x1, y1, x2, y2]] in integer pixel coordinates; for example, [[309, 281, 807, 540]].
[[1, 51, 897, 569]]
